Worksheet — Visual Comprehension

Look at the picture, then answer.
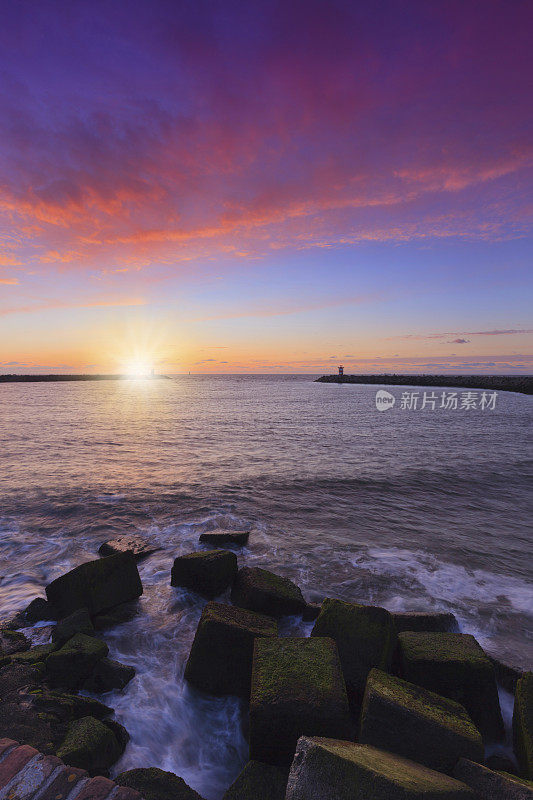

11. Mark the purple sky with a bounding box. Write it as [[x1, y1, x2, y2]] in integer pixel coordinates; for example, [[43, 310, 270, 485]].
[[1, 0, 532, 373]]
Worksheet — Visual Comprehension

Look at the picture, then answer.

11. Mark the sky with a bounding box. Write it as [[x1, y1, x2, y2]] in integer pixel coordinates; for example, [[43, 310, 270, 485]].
[[0, 0, 532, 374]]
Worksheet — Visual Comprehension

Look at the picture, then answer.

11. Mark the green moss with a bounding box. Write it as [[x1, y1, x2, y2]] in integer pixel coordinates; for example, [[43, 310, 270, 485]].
[[45, 632, 108, 689], [223, 760, 286, 800], [513, 671, 533, 779], [8, 643, 56, 665], [253, 638, 342, 702], [171, 550, 238, 598], [116, 767, 204, 800], [56, 715, 122, 774], [230, 567, 306, 618]]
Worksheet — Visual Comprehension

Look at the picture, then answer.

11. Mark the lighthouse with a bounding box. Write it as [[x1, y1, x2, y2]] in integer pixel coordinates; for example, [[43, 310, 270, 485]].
[[338, 365, 344, 377]]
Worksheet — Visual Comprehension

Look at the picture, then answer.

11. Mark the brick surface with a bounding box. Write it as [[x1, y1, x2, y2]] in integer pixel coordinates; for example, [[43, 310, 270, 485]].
[[0, 747, 40, 792], [0, 754, 62, 800], [113, 788, 143, 800], [0, 743, 17, 762], [73, 777, 115, 800], [35, 766, 87, 800]]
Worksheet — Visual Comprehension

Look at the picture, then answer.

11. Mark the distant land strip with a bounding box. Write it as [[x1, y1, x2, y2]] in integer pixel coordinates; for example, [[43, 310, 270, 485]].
[[315, 374, 533, 395], [0, 374, 169, 382]]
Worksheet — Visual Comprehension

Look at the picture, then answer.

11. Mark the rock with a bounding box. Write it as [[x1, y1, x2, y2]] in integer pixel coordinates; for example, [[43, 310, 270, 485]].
[[302, 602, 322, 622], [171, 550, 238, 598], [98, 534, 158, 561], [9, 598, 56, 628], [222, 760, 286, 800], [0, 629, 30, 658], [45, 633, 108, 689], [82, 657, 135, 693], [29, 689, 113, 721], [489, 656, 524, 694], [231, 567, 306, 618], [116, 767, 205, 800], [45, 553, 143, 618], [52, 608, 95, 646], [101, 718, 130, 750], [199, 530, 250, 546], [359, 668, 483, 773], [184, 602, 277, 697], [285, 737, 475, 799], [454, 758, 533, 799], [514, 672, 533, 779], [393, 611, 458, 634], [485, 754, 519, 774], [0, 663, 45, 696], [56, 715, 123, 775], [5, 643, 56, 667], [92, 601, 139, 631], [249, 637, 352, 767], [311, 598, 396, 706], [0, 696, 57, 754], [398, 631, 504, 742]]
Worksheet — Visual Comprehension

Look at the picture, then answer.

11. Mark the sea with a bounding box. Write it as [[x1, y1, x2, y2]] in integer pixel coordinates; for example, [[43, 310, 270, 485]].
[[0, 375, 531, 798]]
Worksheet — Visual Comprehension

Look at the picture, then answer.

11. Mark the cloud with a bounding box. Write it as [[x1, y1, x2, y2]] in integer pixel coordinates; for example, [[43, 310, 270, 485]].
[[448, 338, 470, 344], [0, 297, 146, 316], [0, 278, 19, 285], [393, 329, 533, 341]]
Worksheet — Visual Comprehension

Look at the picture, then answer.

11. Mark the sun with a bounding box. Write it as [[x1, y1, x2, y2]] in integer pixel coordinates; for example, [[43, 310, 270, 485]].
[[121, 360, 154, 377]]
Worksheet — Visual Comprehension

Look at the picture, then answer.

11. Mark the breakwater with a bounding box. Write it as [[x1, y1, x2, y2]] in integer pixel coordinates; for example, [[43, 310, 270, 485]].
[[315, 374, 533, 395], [0, 374, 168, 383]]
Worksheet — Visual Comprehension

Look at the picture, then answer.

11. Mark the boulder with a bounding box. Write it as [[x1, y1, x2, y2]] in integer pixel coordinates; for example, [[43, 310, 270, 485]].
[[222, 760, 286, 800], [92, 601, 139, 631], [199, 530, 250, 546], [249, 637, 352, 767], [29, 689, 113, 721], [45, 633, 108, 689], [184, 602, 277, 697], [56, 715, 123, 775], [359, 668, 483, 773], [0, 663, 45, 696], [98, 534, 158, 561], [398, 632, 504, 742], [171, 550, 237, 598], [454, 758, 533, 799], [0, 628, 30, 658], [393, 611, 458, 634], [101, 718, 130, 750], [52, 608, 94, 646], [5, 643, 56, 667], [116, 767, 205, 800], [285, 737, 475, 800], [231, 567, 306, 618], [311, 598, 396, 706], [82, 657, 135, 693], [514, 672, 533, 779], [45, 553, 143, 617], [9, 597, 56, 628]]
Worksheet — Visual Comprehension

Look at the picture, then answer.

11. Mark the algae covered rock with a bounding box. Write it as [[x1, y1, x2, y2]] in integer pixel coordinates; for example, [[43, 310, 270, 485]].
[[360, 668, 483, 773], [250, 637, 352, 766], [171, 550, 237, 598], [393, 611, 458, 634], [7, 643, 56, 666], [56, 715, 123, 774], [45, 632, 108, 689], [185, 602, 277, 697], [514, 672, 533, 779], [454, 758, 533, 799], [199, 530, 250, 546], [30, 688, 113, 721], [52, 608, 94, 646], [311, 598, 396, 705], [0, 628, 30, 658], [231, 566, 306, 618], [82, 657, 135, 693], [222, 760, 286, 800], [286, 737, 475, 800], [98, 534, 158, 561], [116, 767, 205, 800], [46, 553, 143, 617], [398, 631, 504, 742]]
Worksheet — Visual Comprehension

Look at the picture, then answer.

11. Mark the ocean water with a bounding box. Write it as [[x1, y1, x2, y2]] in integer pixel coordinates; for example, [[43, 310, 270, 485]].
[[0, 375, 531, 797]]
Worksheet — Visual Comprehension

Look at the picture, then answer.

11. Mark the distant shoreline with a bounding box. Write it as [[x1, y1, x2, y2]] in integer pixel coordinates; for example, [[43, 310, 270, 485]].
[[0, 374, 169, 383], [315, 374, 533, 395]]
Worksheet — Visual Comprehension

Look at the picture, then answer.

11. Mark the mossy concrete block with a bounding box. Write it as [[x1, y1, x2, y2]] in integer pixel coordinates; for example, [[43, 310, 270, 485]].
[[360, 668, 483, 773], [222, 760, 286, 800], [52, 608, 94, 646], [56, 715, 122, 775], [82, 657, 135, 693], [98, 534, 158, 561], [199, 530, 250, 546], [171, 550, 237, 598], [286, 737, 475, 800], [455, 758, 533, 798], [92, 601, 139, 631], [393, 611, 458, 634], [514, 672, 533, 779], [184, 602, 277, 697], [4, 643, 56, 667], [45, 633, 108, 689], [116, 767, 205, 800], [231, 567, 306, 618], [250, 637, 352, 766], [398, 632, 504, 742], [311, 598, 396, 705], [46, 553, 143, 617]]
